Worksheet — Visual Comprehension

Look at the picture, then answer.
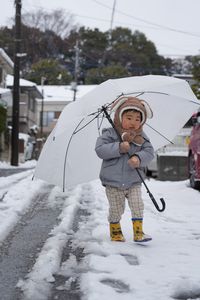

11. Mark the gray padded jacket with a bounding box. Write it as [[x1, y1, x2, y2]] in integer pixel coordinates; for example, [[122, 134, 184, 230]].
[[95, 127, 154, 189]]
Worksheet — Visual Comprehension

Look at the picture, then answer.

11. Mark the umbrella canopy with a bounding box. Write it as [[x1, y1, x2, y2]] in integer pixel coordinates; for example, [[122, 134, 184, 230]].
[[34, 75, 200, 190]]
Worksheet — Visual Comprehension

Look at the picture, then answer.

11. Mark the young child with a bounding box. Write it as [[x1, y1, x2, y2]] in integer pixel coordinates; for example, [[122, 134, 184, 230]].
[[95, 96, 154, 243]]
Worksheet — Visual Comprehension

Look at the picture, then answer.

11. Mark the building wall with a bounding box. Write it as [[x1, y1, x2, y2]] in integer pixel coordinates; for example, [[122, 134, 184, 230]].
[[0, 67, 7, 88], [35, 100, 70, 134]]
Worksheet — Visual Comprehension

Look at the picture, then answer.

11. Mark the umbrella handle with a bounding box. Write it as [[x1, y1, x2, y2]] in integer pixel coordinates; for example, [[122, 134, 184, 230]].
[[136, 168, 166, 212], [147, 192, 165, 212]]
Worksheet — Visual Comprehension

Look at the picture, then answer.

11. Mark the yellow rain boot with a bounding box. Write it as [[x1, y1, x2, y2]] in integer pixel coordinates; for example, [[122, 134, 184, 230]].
[[110, 222, 125, 242], [132, 218, 152, 243]]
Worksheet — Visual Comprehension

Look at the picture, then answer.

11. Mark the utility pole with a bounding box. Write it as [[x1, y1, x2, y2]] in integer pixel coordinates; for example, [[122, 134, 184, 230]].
[[100, 0, 116, 67], [40, 76, 46, 136], [11, 0, 22, 166], [72, 40, 79, 101], [108, 0, 117, 49]]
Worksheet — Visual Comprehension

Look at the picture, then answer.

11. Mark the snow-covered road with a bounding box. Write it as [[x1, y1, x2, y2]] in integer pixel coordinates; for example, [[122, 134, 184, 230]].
[[0, 161, 200, 300]]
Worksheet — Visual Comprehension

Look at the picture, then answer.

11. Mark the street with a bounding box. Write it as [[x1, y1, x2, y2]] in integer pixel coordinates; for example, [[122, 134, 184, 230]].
[[0, 166, 88, 300], [0, 163, 200, 300]]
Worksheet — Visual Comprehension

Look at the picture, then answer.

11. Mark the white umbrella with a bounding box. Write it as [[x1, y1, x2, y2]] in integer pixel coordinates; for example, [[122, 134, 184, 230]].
[[34, 75, 200, 193]]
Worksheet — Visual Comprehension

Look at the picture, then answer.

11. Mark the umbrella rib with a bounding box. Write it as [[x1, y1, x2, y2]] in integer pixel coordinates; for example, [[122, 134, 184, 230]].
[[74, 112, 102, 135], [62, 117, 85, 191], [189, 100, 200, 106], [105, 91, 169, 110], [97, 112, 105, 135], [62, 112, 103, 191], [123, 91, 169, 96], [104, 93, 125, 109], [89, 91, 172, 114], [145, 123, 174, 145]]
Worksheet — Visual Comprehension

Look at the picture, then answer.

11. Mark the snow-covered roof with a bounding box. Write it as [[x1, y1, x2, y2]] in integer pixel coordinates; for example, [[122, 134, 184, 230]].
[[0, 48, 14, 73], [0, 87, 11, 95], [6, 74, 37, 87], [173, 73, 193, 77], [37, 85, 97, 102]]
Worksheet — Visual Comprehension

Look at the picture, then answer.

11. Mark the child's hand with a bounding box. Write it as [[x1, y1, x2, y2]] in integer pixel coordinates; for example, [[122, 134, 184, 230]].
[[121, 131, 136, 143], [128, 155, 140, 168], [119, 141, 130, 153]]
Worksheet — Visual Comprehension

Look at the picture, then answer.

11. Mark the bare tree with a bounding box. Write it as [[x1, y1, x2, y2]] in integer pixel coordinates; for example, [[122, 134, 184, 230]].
[[22, 9, 77, 38]]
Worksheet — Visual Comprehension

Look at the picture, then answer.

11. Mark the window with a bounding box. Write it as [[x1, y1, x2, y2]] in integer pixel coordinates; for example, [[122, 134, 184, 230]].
[[42, 111, 55, 127], [55, 111, 61, 119], [29, 94, 35, 112]]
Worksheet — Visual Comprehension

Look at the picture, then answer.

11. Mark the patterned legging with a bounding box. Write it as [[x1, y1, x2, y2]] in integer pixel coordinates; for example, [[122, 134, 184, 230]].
[[105, 185, 144, 223]]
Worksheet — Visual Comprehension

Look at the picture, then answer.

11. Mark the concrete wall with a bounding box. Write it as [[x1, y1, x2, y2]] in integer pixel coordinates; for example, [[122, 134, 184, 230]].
[[157, 155, 188, 181]]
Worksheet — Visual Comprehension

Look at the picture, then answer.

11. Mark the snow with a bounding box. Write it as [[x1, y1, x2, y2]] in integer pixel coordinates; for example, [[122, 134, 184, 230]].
[[0, 163, 44, 243], [158, 151, 188, 157], [0, 87, 11, 94], [0, 48, 14, 68], [37, 84, 97, 103], [1, 161, 200, 299], [0, 160, 36, 169], [6, 74, 37, 87]]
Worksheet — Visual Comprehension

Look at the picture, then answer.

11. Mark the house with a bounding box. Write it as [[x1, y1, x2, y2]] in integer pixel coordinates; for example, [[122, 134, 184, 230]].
[[2, 49, 90, 136], [0, 48, 13, 154], [36, 84, 97, 135], [0, 48, 13, 107], [6, 74, 43, 133], [0, 48, 14, 85], [5, 73, 97, 136]]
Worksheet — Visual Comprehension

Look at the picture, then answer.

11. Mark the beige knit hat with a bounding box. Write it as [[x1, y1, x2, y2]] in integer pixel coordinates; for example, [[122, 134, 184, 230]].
[[111, 96, 153, 145], [111, 96, 153, 125]]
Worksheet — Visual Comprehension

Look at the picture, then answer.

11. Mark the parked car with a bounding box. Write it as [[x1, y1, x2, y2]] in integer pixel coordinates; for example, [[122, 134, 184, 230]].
[[188, 109, 200, 190]]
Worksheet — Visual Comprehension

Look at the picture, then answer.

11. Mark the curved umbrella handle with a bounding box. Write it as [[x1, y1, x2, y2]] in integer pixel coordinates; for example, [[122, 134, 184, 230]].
[[136, 169, 166, 212], [148, 192, 166, 212]]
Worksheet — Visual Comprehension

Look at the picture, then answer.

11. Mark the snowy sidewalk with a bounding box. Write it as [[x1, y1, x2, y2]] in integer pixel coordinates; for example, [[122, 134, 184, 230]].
[[19, 178, 200, 300], [73, 179, 200, 300]]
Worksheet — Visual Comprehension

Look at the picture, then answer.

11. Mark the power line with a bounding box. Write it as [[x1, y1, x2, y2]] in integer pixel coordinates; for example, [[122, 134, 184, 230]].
[[72, 13, 165, 31], [91, 0, 200, 38], [22, 1, 200, 39], [21, 5, 174, 33], [20, 2, 198, 57]]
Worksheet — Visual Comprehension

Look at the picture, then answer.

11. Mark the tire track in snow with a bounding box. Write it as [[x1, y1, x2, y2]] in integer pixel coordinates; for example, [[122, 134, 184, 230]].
[[49, 184, 93, 300], [0, 172, 46, 243], [18, 184, 92, 300], [0, 183, 65, 300], [0, 167, 35, 178]]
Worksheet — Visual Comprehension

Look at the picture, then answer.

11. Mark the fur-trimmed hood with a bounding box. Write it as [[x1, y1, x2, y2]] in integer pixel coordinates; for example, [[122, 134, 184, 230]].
[[111, 96, 153, 146]]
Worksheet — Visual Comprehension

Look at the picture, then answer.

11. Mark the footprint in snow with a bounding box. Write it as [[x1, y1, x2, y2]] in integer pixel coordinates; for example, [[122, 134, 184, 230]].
[[100, 278, 130, 293], [171, 280, 200, 300], [120, 253, 139, 265]]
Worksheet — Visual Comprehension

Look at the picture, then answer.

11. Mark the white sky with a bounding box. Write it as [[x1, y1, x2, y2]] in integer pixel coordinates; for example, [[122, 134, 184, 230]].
[[2, 0, 200, 58]]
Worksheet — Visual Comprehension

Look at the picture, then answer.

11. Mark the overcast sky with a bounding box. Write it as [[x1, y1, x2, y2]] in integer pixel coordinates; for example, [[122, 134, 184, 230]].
[[2, 0, 200, 58]]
